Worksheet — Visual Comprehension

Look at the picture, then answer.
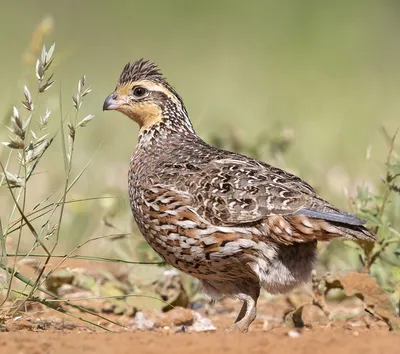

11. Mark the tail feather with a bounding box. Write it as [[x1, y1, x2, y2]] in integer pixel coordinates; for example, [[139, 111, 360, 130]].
[[295, 208, 366, 226], [331, 222, 376, 241], [294, 208, 376, 242]]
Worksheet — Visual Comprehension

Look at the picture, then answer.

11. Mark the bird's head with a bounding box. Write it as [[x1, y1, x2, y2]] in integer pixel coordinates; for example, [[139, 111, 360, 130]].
[[103, 59, 192, 133]]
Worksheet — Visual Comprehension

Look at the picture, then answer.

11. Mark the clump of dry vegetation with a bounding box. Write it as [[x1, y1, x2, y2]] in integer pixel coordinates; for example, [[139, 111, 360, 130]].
[[351, 129, 400, 315]]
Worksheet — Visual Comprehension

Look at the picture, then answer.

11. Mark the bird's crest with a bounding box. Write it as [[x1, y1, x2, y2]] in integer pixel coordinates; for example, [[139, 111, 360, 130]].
[[115, 58, 189, 119], [118, 59, 166, 85]]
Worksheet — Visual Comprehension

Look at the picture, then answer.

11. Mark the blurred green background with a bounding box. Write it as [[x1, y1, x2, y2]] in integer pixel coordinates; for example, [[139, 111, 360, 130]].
[[0, 0, 399, 253]]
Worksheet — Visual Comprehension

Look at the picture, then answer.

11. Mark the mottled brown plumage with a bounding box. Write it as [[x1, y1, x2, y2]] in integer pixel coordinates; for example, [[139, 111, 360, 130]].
[[103, 59, 375, 332]]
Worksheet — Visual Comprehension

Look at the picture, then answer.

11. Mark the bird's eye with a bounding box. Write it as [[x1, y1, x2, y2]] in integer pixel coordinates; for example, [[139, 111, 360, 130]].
[[133, 86, 147, 97]]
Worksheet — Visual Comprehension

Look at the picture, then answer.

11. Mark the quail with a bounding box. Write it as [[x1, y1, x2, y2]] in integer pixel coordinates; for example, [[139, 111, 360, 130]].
[[103, 59, 375, 332]]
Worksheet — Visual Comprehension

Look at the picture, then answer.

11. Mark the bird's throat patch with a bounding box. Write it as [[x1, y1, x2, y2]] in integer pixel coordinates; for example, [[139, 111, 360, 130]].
[[120, 102, 163, 130]]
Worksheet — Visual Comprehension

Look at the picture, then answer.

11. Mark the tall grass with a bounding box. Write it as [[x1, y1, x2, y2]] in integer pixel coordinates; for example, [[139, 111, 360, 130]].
[[0, 42, 119, 328], [0, 39, 166, 330]]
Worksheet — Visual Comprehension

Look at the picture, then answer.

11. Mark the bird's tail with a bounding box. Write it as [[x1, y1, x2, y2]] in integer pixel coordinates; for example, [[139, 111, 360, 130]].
[[295, 208, 376, 242]]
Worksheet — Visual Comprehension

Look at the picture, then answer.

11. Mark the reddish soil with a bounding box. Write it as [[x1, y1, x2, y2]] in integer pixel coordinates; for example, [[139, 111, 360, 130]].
[[1, 298, 399, 354], [1, 327, 399, 354], [1, 259, 399, 353]]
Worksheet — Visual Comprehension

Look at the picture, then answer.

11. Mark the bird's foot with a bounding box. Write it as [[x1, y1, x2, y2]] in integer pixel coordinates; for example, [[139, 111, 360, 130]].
[[224, 322, 249, 333]]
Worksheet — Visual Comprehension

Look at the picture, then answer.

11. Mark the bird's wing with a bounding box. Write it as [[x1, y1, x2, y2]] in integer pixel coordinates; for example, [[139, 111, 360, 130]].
[[148, 156, 375, 244], [182, 157, 375, 243], [184, 157, 316, 225]]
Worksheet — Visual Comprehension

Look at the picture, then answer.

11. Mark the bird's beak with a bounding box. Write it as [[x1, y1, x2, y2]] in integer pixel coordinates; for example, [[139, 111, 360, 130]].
[[103, 93, 125, 111]]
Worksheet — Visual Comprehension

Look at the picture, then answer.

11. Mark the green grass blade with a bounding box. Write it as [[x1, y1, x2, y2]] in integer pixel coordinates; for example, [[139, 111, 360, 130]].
[[6, 253, 164, 265]]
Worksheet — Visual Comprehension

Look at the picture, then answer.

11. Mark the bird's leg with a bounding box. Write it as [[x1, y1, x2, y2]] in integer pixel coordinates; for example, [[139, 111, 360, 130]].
[[226, 287, 260, 332], [234, 301, 248, 323]]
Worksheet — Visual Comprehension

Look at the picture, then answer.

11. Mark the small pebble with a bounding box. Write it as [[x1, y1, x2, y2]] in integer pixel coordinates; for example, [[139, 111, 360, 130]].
[[262, 320, 269, 331], [187, 313, 216, 333], [287, 330, 301, 338], [134, 311, 155, 330], [175, 326, 186, 333]]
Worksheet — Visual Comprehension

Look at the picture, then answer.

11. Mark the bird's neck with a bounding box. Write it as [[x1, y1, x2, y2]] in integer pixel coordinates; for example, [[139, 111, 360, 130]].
[[136, 109, 198, 150]]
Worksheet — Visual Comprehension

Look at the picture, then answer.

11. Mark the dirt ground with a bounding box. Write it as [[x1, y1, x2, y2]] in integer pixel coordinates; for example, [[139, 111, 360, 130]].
[[1, 260, 399, 354], [0, 328, 399, 354], [1, 297, 399, 354]]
